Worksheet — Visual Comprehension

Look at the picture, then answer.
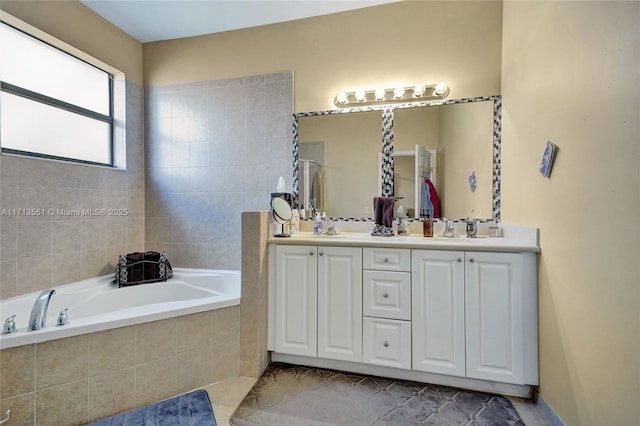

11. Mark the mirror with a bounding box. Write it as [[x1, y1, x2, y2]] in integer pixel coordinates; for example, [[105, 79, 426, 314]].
[[297, 110, 382, 218], [293, 96, 500, 222], [271, 196, 292, 237]]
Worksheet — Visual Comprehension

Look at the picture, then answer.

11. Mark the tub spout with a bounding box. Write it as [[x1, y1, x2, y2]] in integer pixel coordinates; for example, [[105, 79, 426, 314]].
[[28, 289, 56, 331]]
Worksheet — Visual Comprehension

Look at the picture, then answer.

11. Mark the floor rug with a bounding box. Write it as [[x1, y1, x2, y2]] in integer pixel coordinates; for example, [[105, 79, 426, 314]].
[[89, 389, 216, 425], [230, 363, 524, 426]]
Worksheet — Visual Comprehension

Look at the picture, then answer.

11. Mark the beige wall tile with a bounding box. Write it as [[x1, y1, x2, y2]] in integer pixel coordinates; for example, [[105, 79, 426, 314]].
[[239, 361, 258, 379], [51, 252, 83, 287], [135, 318, 177, 364], [135, 357, 176, 406], [1, 345, 35, 398], [17, 220, 52, 258], [239, 289, 258, 363], [36, 379, 88, 426], [0, 392, 35, 426], [106, 217, 127, 247], [18, 159, 52, 187], [177, 311, 213, 353], [80, 248, 108, 279], [36, 335, 89, 390], [81, 218, 106, 251], [211, 339, 239, 383], [51, 219, 81, 253], [1, 221, 17, 262], [0, 260, 18, 299], [177, 349, 213, 394], [89, 326, 136, 376], [212, 306, 239, 344], [88, 367, 136, 423], [16, 256, 51, 297]]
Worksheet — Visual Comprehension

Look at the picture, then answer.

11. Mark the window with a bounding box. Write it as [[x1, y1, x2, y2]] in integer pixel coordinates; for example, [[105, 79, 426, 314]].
[[0, 20, 115, 166]]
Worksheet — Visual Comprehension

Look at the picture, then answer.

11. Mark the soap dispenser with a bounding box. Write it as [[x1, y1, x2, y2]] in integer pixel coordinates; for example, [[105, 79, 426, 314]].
[[314, 212, 323, 235]]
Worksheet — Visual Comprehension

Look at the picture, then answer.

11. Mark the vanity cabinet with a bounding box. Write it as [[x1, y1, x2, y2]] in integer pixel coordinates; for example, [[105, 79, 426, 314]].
[[270, 233, 538, 396], [274, 245, 362, 362], [412, 249, 538, 385]]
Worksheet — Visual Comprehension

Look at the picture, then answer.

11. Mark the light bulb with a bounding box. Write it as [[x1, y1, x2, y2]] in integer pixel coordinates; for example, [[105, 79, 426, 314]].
[[434, 82, 448, 95], [355, 89, 366, 102], [393, 86, 405, 99], [414, 84, 426, 97], [336, 92, 348, 104], [374, 87, 386, 100]]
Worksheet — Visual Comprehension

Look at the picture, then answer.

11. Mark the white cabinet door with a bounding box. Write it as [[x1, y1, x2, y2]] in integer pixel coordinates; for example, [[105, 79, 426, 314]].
[[412, 250, 466, 377], [465, 251, 525, 384], [317, 246, 363, 362], [275, 245, 317, 357]]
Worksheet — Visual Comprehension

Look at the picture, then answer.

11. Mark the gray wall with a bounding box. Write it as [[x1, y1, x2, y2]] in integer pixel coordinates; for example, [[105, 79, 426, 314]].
[[144, 72, 293, 270]]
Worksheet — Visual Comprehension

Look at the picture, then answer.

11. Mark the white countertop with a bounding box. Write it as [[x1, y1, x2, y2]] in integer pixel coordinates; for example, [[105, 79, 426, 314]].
[[268, 227, 540, 253]]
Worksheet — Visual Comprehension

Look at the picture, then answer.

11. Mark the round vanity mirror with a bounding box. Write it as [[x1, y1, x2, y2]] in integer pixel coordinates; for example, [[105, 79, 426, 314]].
[[271, 197, 292, 237]]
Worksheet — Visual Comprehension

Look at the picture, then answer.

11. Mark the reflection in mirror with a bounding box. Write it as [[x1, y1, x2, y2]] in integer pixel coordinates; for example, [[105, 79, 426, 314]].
[[298, 110, 382, 218], [394, 101, 494, 219], [293, 96, 500, 222]]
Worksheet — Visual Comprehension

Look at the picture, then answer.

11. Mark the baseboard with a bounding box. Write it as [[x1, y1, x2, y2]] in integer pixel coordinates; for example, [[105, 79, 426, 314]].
[[271, 352, 534, 398], [536, 395, 566, 426]]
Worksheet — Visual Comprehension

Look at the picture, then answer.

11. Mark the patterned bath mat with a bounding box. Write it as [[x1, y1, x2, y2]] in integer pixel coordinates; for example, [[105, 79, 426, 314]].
[[89, 389, 216, 425], [230, 363, 523, 425]]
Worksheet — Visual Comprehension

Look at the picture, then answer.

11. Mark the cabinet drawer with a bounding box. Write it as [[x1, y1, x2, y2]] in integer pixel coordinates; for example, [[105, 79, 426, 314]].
[[363, 317, 411, 369], [363, 270, 411, 320], [363, 248, 411, 271]]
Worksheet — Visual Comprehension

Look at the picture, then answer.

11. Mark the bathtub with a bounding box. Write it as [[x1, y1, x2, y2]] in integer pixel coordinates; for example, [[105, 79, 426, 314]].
[[0, 268, 241, 350]]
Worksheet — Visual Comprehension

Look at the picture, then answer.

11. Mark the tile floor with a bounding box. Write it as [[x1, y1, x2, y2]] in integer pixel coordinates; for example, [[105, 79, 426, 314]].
[[205, 376, 552, 426]]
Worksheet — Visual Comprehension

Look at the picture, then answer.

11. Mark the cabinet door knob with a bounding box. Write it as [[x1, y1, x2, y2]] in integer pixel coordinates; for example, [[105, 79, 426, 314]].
[[469, 258, 476, 263], [383, 341, 389, 347], [457, 257, 462, 263], [309, 252, 314, 256], [383, 257, 389, 263], [382, 292, 389, 299], [319, 252, 324, 256]]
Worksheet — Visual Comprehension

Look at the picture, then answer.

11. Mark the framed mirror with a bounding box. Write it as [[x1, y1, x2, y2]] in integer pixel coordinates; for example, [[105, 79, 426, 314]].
[[293, 96, 501, 222]]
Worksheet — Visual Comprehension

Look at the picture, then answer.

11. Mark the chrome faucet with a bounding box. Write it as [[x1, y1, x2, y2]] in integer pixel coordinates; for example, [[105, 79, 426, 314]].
[[325, 219, 340, 235], [28, 289, 56, 331]]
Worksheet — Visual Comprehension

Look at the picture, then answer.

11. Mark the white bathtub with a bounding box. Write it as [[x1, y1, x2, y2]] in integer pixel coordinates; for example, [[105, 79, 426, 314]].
[[0, 268, 241, 350]]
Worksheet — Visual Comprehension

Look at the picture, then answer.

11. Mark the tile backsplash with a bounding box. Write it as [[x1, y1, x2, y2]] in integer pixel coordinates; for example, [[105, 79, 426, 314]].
[[0, 81, 145, 299], [145, 72, 293, 270]]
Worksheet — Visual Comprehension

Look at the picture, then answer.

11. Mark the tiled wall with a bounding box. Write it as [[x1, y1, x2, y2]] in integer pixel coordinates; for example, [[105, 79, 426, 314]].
[[239, 211, 270, 377], [0, 306, 239, 425], [0, 81, 145, 300], [145, 72, 293, 270]]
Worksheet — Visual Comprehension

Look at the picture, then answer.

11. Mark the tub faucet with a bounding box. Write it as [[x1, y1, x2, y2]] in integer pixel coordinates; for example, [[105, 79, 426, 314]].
[[28, 289, 56, 331]]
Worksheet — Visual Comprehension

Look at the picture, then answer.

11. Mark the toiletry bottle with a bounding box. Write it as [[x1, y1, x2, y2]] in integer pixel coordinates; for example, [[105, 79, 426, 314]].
[[299, 205, 306, 220], [321, 212, 327, 233], [291, 209, 300, 234], [314, 212, 323, 235], [423, 213, 433, 237]]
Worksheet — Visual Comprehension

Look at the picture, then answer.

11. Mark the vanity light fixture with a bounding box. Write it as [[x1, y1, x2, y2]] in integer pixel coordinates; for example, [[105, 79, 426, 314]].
[[333, 82, 450, 108]]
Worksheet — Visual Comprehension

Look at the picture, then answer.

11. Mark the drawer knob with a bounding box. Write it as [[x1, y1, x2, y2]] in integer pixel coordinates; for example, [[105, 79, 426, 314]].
[[383, 341, 389, 347], [383, 258, 389, 263], [382, 293, 389, 299]]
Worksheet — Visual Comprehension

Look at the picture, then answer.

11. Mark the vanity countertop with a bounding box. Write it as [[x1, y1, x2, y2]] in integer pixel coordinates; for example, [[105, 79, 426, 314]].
[[268, 229, 540, 253]]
